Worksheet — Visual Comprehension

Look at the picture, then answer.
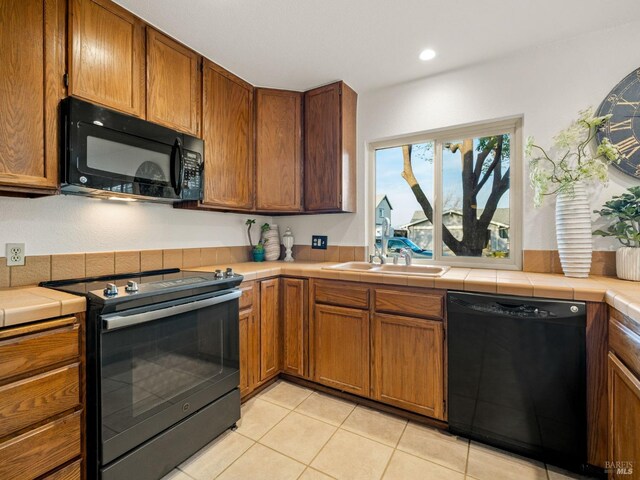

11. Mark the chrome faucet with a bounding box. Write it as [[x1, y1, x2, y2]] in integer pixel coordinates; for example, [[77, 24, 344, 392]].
[[381, 217, 391, 258], [369, 245, 387, 264], [395, 248, 412, 266]]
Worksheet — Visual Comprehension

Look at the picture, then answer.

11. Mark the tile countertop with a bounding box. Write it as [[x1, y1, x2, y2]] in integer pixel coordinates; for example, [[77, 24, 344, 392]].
[[1, 261, 638, 330], [187, 261, 640, 325], [0, 286, 86, 328]]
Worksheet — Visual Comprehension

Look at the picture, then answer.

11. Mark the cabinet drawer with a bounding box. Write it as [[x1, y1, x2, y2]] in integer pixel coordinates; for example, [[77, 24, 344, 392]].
[[374, 288, 444, 320], [314, 281, 369, 309], [0, 411, 81, 480], [609, 317, 640, 379], [43, 460, 82, 480], [0, 321, 79, 380], [0, 364, 80, 438], [239, 282, 255, 310]]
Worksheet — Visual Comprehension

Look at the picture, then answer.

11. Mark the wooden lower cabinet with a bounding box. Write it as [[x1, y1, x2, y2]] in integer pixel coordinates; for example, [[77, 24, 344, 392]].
[[260, 279, 281, 381], [372, 313, 445, 419], [0, 316, 84, 480], [282, 278, 308, 377], [608, 353, 640, 479], [239, 306, 259, 398], [312, 304, 369, 396], [0, 411, 82, 480], [44, 460, 82, 480]]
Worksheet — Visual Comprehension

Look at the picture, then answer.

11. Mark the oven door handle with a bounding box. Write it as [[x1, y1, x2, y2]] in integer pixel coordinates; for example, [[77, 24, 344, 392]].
[[102, 290, 242, 331]]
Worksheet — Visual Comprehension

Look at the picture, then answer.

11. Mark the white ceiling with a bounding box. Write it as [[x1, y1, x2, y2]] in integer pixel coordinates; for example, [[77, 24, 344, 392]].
[[116, 0, 640, 93]]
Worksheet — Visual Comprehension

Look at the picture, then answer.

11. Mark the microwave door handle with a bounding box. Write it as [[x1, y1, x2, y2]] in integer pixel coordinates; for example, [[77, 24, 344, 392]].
[[102, 290, 242, 331], [171, 138, 184, 196]]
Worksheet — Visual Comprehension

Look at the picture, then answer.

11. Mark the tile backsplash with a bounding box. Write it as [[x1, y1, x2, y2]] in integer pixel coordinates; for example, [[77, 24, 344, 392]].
[[0, 245, 367, 288], [523, 250, 616, 277]]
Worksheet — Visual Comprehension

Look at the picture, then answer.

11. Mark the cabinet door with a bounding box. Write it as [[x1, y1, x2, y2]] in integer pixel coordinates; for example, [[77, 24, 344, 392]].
[[304, 81, 357, 213], [312, 304, 369, 396], [146, 28, 201, 136], [0, 0, 64, 192], [255, 89, 303, 212], [372, 313, 445, 419], [260, 279, 280, 381], [609, 353, 640, 479], [202, 60, 254, 210], [282, 278, 308, 377], [69, 0, 145, 117], [239, 307, 259, 398]]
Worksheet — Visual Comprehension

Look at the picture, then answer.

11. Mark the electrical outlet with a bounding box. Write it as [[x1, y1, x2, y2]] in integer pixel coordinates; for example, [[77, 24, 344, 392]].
[[311, 235, 328, 250], [6, 243, 25, 266]]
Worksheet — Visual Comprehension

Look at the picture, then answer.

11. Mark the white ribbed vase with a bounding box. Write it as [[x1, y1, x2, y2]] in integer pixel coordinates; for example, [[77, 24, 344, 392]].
[[616, 247, 640, 281], [555, 182, 592, 278], [262, 225, 280, 261]]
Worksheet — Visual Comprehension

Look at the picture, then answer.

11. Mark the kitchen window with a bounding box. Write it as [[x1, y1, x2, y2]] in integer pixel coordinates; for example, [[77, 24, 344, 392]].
[[369, 118, 522, 269]]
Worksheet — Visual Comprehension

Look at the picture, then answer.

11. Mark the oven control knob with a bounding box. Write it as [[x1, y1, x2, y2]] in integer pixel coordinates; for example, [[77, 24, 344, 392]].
[[214, 269, 224, 279], [104, 283, 118, 297], [226, 267, 234, 277], [125, 280, 139, 293]]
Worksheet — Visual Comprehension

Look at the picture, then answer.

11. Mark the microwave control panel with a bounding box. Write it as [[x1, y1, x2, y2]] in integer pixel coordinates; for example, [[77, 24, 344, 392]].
[[182, 151, 203, 200]]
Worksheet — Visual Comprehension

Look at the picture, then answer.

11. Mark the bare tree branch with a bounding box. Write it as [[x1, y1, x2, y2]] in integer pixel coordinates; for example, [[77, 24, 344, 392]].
[[472, 137, 503, 196], [473, 137, 497, 179], [401, 145, 461, 253]]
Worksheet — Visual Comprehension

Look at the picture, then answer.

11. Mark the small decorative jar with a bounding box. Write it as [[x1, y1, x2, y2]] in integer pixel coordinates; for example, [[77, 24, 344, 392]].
[[282, 227, 295, 262]]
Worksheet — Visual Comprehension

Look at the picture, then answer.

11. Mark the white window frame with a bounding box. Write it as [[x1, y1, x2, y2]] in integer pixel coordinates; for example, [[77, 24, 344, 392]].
[[367, 117, 523, 270]]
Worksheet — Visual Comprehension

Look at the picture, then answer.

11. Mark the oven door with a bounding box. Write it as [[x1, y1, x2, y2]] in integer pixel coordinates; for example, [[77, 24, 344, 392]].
[[99, 290, 241, 465]]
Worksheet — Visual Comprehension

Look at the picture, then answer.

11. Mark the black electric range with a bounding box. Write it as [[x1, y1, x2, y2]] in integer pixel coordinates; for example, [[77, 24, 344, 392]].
[[42, 268, 244, 480]]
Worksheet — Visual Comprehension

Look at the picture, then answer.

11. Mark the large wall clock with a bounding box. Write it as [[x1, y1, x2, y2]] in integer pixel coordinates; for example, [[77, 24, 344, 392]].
[[596, 67, 640, 178]]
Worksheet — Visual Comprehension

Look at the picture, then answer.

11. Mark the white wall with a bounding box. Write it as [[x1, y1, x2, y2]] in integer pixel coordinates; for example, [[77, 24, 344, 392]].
[[0, 195, 270, 255], [282, 21, 640, 251]]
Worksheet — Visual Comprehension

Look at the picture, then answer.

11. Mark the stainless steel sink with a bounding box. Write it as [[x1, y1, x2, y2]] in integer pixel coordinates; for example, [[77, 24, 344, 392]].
[[324, 262, 449, 277]]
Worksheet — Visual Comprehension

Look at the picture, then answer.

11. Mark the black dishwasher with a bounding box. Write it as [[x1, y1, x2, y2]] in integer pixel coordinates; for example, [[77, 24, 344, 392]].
[[447, 291, 587, 471]]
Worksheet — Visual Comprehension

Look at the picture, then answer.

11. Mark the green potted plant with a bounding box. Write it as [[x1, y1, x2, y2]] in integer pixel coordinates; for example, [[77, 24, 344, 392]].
[[527, 107, 620, 277], [593, 186, 640, 281], [246, 219, 269, 262]]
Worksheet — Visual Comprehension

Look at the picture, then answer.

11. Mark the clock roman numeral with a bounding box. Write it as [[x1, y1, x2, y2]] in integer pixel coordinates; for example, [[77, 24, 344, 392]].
[[617, 99, 640, 107], [615, 136, 640, 158], [609, 119, 633, 132]]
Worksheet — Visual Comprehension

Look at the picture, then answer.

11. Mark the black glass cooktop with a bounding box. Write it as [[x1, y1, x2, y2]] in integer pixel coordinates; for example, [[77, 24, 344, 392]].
[[41, 268, 243, 310]]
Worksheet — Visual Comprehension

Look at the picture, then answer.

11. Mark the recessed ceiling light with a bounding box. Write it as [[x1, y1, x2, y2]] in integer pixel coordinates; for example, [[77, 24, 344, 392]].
[[419, 49, 436, 61]]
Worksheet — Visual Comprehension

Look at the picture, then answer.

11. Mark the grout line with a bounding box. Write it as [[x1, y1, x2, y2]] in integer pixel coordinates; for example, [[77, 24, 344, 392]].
[[463, 438, 471, 478]]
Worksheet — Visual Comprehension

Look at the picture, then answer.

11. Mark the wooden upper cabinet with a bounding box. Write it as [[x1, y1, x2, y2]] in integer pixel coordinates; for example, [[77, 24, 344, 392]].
[[304, 81, 357, 213], [372, 313, 445, 419], [608, 353, 640, 479], [146, 28, 201, 136], [0, 0, 65, 193], [201, 60, 254, 210], [69, 0, 145, 117], [255, 89, 303, 212]]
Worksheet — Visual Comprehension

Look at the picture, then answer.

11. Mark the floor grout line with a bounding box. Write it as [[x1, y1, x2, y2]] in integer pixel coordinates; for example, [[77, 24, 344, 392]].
[[209, 381, 567, 480]]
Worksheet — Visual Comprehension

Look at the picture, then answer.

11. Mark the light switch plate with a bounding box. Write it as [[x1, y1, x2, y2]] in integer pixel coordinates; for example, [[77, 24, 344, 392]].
[[6, 243, 25, 266], [311, 235, 328, 250]]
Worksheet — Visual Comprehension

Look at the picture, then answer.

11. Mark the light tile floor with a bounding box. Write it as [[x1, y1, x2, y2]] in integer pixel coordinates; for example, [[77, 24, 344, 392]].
[[163, 380, 596, 480]]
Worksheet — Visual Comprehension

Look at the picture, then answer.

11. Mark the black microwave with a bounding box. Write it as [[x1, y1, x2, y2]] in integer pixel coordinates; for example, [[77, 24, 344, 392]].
[[60, 97, 203, 203]]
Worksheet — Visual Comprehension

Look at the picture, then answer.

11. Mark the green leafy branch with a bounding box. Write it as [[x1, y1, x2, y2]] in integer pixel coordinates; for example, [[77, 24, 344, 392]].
[[593, 187, 640, 248]]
